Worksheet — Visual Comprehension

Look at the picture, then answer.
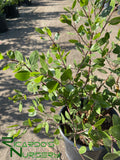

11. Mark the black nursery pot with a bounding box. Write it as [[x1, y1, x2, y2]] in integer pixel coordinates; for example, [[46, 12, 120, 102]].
[[24, 0, 32, 6], [3, 5, 19, 18], [0, 14, 8, 33], [19, 0, 32, 6]]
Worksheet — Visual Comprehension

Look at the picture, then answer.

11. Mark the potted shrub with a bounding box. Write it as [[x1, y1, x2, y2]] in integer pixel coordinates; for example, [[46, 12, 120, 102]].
[[3, 0, 19, 18], [0, 0, 8, 33], [1, 0, 120, 159]]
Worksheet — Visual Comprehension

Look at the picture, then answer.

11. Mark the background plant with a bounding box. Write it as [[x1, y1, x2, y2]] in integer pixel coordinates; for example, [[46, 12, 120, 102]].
[[1, 0, 120, 159]]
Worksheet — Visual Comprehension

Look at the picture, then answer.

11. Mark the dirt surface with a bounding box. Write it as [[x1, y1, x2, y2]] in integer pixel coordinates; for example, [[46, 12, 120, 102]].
[[0, 0, 120, 160]]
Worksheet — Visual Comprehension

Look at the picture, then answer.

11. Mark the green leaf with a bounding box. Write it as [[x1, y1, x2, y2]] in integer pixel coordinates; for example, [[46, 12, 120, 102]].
[[80, 0, 88, 7], [78, 25, 86, 35], [112, 114, 120, 126], [38, 103, 44, 113], [113, 44, 120, 54], [100, 6, 112, 17], [30, 72, 40, 77], [28, 118, 32, 127], [112, 98, 120, 105], [50, 107, 56, 113], [90, 43, 100, 52], [7, 124, 19, 128], [61, 69, 72, 81], [19, 101, 23, 112], [14, 51, 23, 61], [79, 146, 87, 154], [98, 33, 110, 46], [15, 71, 30, 81], [40, 57, 48, 72], [7, 50, 15, 59], [13, 129, 21, 139], [65, 111, 70, 120], [53, 115, 61, 122], [43, 27, 52, 37], [79, 10, 85, 17], [28, 108, 35, 112], [106, 75, 115, 87], [29, 50, 39, 65], [69, 39, 78, 43], [103, 138, 111, 147], [46, 81, 59, 93], [89, 141, 93, 150], [94, 118, 106, 128], [65, 84, 75, 93], [75, 43, 84, 50], [55, 69, 61, 79], [54, 128, 60, 135], [45, 122, 49, 133], [54, 137, 59, 145], [34, 75, 43, 83], [33, 99, 37, 107], [61, 113, 65, 123], [86, 84, 96, 91], [27, 81, 38, 93], [0, 53, 4, 60], [109, 125, 120, 140], [98, 69, 107, 74], [54, 32, 60, 41], [103, 153, 119, 160], [64, 7, 71, 13], [72, 0, 76, 9], [28, 110, 36, 117], [32, 118, 42, 123], [76, 115, 82, 123], [35, 28, 45, 34], [34, 123, 44, 133], [2, 64, 9, 70], [93, 32, 101, 40], [52, 101, 63, 106], [23, 120, 29, 126], [60, 15, 71, 26], [93, 58, 105, 66], [48, 57, 53, 64], [110, 0, 115, 10], [7, 130, 16, 137], [109, 17, 120, 25], [116, 29, 120, 40]]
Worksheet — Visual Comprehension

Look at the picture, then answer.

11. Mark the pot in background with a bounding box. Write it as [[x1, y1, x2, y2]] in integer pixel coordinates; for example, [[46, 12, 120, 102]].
[[3, 5, 19, 18], [0, 14, 8, 33]]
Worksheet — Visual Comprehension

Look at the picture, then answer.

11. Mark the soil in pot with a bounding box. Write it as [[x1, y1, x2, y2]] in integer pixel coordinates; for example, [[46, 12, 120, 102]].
[[0, 14, 8, 33], [3, 5, 19, 18]]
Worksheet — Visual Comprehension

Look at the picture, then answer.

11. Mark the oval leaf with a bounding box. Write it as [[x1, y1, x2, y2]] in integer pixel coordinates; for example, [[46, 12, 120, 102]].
[[106, 75, 115, 87], [35, 28, 45, 34], [15, 71, 30, 81], [103, 153, 119, 160], [45, 122, 49, 133], [109, 17, 120, 25], [109, 125, 120, 140], [79, 146, 87, 154]]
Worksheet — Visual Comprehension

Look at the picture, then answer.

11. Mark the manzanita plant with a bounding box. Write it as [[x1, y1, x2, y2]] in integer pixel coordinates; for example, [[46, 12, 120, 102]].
[[1, 0, 120, 159]]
